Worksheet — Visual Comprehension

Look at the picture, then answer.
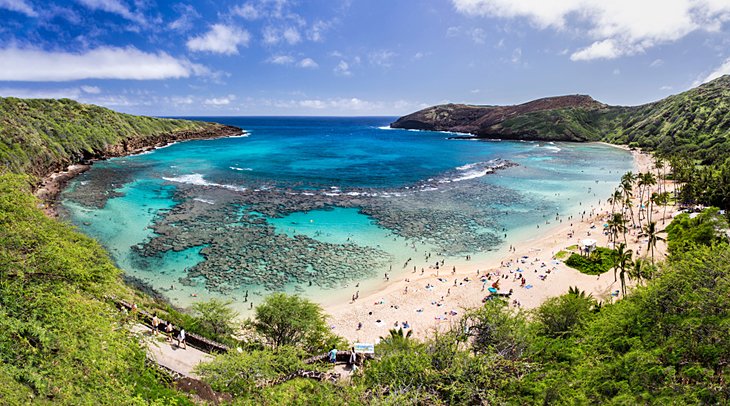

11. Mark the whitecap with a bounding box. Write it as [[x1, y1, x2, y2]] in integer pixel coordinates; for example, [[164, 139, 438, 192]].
[[162, 173, 246, 192], [230, 166, 253, 171]]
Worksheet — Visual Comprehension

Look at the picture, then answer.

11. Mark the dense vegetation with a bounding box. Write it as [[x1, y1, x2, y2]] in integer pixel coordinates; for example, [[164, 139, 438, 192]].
[[0, 97, 227, 177], [0, 174, 190, 404], [564, 246, 615, 275], [395, 75, 730, 165]]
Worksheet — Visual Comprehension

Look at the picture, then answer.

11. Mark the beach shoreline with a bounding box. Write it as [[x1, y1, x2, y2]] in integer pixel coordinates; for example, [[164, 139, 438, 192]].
[[324, 148, 672, 344]]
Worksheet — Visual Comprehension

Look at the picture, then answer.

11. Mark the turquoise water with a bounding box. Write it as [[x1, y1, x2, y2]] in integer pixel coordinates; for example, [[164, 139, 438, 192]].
[[61, 117, 634, 311]]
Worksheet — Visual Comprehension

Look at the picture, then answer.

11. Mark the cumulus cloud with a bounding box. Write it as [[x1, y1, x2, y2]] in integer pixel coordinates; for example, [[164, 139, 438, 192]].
[[187, 24, 250, 55], [0, 0, 37, 17], [204, 95, 236, 106], [334, 60, 351, 76], [76, 0, 145, 24], [261, 26, 302, 45], [232, 2, 260, 20], [298, 57, 318, 68], [0, 46, 205, 81], [268, 55, 295, 65], [267, 55, 318, 68], [699, 57, 730, 84], [452, 0, 730, 61]]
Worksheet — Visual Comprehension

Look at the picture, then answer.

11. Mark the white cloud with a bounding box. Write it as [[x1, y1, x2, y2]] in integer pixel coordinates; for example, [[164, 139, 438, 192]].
[[570, 39, 625, 61], [282, 27, 301, 44], [267, 55, 318, 69], [298, 58, 318, 68], [170, 95, 194, 105], [334, 60, 351, 76], [81, 85, 101, 94], [511, 47, 522, 64], [76, 0, 145, 24], [452, 0, 730, 61], [232, 3, 260, 20], [0, 0, 37, 17], [650, 58, 664, 67], [204, 95, 236, 106], [187, 24, 250, 55], [268, 55, 295, 64], [307, 20, 330, 42], [613, 68, 621, 75], [471, 28, 487, 44], [699, 57, 730, 84], [168, 4, 200, 32], [368, 50, 396, 68], [0, 46, 205, 81], [261, 26, 302, 45]]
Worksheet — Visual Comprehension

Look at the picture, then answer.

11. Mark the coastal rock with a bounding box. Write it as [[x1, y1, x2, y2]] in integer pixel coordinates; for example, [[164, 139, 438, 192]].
[[391, 95, 608, 141]]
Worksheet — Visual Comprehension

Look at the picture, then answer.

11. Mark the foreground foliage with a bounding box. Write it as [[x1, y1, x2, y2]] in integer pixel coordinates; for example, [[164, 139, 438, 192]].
[[0, 174, 189, 404]]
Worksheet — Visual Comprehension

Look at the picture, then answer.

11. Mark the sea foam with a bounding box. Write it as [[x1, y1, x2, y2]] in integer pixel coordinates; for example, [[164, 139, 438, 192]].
[[162, 173, 246, 192]]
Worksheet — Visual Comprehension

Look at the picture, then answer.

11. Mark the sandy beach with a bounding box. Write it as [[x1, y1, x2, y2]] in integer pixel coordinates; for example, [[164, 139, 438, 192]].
[[326, 148, 673, 344]]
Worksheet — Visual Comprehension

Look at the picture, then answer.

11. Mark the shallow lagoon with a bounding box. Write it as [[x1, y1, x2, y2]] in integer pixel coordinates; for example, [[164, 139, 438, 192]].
[[61, 117, 634, 313]]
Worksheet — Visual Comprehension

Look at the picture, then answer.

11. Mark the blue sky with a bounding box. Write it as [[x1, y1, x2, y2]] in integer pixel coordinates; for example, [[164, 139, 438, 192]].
[[0, 0, 729, 116]]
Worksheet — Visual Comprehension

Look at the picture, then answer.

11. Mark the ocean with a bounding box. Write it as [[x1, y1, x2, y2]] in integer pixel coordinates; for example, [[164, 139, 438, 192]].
[[60, 116, 634, 312]]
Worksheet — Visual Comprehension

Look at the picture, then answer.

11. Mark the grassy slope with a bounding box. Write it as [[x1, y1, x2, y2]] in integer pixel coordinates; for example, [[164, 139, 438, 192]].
[[0, 174, 191, 404], [0, 97, 222, 177], [0, 99, 231, 403]]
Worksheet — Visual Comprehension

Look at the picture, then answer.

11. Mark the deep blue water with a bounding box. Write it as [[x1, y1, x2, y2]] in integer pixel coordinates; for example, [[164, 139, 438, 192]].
[[61, 116, 634, 310]]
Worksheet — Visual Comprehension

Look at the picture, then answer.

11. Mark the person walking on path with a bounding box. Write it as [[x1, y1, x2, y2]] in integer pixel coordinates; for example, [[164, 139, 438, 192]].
[[151, 314, 160, 335], [328, 347, 337, 364], [165, 322, 174, 342], [177, 328, 187, 349]]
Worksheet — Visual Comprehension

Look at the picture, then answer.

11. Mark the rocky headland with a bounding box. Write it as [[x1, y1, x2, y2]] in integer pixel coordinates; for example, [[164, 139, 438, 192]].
[[391, 75, 730, 159]]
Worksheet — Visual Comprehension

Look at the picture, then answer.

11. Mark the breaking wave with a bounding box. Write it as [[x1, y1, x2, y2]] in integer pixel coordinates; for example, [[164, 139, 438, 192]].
[[162, 174, 247, 192]]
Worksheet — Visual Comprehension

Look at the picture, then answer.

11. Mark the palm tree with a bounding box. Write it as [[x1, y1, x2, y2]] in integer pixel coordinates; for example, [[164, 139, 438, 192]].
[[619, 172, 636, 229], [606, 212, 626, 244], [630, 258, 655, 284], [608, 189, 623, 216], [379, 327, 413, 349], [641, 173, 657, 224], [640, 221, 665, 265], [654, 191, 671, 224], [612, 243, 633, 296]]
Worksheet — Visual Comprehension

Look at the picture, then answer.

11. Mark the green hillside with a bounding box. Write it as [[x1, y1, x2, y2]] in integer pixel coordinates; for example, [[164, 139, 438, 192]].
[[394, 75, 730, 165], [0, 97, 237, 177]]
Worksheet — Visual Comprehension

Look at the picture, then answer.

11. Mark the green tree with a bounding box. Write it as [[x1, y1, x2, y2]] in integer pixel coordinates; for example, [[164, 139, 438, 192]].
[[251, 293, 335, 353], [535, 289, 596, 338], [612, 243, 633, 296], [640, 221, 665, 265], [191, 298, 240, 338]]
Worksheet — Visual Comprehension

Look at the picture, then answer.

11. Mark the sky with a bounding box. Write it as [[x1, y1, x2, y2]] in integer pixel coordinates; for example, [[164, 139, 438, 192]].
[[0, 0, 729, 116]]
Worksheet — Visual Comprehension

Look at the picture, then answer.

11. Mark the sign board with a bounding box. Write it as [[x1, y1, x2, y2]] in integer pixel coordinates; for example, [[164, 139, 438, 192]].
[[353, 342, 374, 354]]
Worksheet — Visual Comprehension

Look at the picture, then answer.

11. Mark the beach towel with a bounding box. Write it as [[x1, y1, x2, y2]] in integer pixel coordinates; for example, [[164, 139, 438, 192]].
[[524, 284, 533, 289]]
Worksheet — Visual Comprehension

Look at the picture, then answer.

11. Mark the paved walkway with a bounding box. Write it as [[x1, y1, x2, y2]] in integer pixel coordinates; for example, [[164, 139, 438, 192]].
[[131, 324, 214, 379]]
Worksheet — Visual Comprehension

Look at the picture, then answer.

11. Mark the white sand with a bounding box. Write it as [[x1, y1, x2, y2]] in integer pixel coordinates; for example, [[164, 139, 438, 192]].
[[325, 149, 674, 344]]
